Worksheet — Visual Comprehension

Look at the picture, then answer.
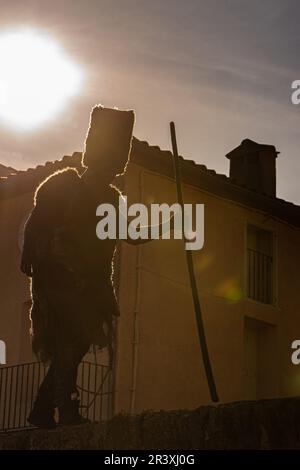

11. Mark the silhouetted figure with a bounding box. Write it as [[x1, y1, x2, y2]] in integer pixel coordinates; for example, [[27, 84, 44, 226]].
[[21, 106, 135, 427]]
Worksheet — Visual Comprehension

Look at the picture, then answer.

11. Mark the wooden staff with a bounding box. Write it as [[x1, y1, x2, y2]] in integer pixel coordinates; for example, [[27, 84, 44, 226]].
[[170, 121, 219, 403]]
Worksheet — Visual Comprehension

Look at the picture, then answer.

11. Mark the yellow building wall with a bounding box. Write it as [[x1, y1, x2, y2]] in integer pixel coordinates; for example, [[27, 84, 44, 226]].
[[0, 162, 299, 414], [114, 163, 300, 413], [0, 192, 35, 365]]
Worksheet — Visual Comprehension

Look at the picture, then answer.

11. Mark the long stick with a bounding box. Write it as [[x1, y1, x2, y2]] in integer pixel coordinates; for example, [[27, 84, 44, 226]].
[[170, 121, 219, 403]]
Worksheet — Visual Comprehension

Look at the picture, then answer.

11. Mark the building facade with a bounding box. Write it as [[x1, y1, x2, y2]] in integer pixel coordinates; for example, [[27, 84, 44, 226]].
[[0, 138, 299, 418]]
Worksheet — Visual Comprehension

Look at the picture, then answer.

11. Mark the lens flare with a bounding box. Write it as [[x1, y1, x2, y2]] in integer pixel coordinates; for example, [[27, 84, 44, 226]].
[[216, 278, 243, 303]]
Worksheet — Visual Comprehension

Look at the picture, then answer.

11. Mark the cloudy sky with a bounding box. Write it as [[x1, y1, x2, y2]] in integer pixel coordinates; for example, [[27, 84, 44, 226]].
[[0, 0, 299, 203]]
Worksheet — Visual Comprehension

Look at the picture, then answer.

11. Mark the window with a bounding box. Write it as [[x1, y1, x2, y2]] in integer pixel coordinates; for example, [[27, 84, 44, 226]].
[[247, 225, 274, 304]]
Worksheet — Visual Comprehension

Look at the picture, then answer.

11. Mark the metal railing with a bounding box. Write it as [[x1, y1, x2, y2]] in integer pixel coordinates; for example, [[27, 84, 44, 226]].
[[247, 248, 273, 304], [0, 360, 114, 432]]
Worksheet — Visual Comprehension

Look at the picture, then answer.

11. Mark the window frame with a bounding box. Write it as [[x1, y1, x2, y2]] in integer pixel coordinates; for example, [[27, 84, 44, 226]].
[[244, 221, 278, 307]]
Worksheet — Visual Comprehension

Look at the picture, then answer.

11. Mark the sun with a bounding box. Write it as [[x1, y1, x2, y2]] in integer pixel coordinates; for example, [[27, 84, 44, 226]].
[[0, 29, 83, 130]]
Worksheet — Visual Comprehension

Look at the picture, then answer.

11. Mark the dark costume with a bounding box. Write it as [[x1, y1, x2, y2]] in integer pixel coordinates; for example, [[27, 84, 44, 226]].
[[21, 106, 135, 426]]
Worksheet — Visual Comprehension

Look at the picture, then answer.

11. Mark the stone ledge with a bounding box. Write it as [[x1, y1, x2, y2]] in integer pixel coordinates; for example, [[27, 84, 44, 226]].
[[1, 397, 300, 450]]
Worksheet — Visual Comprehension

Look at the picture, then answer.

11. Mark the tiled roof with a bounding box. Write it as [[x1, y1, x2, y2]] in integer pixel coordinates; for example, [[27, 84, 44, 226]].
[[0, 163, 17, 178], [0, 152, 83, 199], [0, 138, 299, 228], [132, 138, 300, 228]]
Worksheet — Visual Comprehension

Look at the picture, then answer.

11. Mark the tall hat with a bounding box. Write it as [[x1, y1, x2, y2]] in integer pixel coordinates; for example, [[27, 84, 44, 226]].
[[82, 105, 135, 175]]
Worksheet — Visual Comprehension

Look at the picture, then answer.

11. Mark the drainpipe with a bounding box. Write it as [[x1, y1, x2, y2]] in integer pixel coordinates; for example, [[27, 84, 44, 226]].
[[129, 170, 143, 414]]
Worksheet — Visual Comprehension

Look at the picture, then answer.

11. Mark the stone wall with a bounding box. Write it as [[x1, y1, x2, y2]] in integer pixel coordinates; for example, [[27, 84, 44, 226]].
[[1, 397, 300, 450]]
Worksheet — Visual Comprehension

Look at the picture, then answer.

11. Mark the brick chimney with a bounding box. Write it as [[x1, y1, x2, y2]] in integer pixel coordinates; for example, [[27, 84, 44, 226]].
[[226, 139, 279, 196]]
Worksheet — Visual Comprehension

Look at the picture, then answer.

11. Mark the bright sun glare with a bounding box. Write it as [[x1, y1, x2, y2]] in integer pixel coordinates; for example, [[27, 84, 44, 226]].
[[0, 29, 83, 130]]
